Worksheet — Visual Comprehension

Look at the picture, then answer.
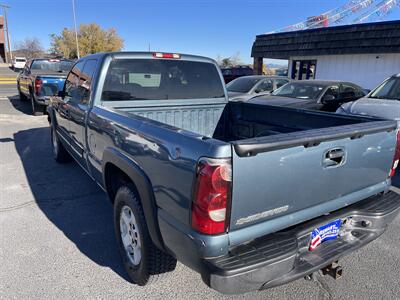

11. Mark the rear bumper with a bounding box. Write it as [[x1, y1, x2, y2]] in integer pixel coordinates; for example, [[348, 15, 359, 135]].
[[203, 191, 400, 294], [34, 96, 51, 106]]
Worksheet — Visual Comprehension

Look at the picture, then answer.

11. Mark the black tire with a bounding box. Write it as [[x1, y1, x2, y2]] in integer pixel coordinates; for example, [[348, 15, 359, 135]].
[[114, 184, 176, 285], [17, 84, 28, 101], [30, 91, 44, 116], [50, 126, 71, 163]]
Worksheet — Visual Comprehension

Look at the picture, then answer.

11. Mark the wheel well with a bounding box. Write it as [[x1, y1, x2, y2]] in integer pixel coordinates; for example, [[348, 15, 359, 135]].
[[104, 163, 137, 203]]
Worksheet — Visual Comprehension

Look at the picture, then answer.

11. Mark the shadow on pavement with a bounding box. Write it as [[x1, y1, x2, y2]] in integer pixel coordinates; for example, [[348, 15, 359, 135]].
[[8, 96, 33, 115], [14, 126, 129, 281]]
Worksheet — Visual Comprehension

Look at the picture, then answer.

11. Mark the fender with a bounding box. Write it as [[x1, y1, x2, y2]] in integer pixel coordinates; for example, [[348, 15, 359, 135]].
[[102, 147, 165, 251]]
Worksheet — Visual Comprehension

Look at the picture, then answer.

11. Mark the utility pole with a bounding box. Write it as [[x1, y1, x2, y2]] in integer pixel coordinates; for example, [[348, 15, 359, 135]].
[[71, 0, 80, 59], [0, 3, 12, 63]]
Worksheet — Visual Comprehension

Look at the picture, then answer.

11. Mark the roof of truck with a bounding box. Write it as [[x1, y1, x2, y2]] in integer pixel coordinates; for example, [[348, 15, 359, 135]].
[[81, 51, 218, 64]]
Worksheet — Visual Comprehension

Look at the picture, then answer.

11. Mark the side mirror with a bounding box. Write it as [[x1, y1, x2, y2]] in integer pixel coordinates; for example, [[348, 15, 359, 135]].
[[254, 89, 262, 93], [322, 94, 336, 104]]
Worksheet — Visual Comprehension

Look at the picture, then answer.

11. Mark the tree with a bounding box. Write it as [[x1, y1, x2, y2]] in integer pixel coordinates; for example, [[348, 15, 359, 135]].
[[14, 38, 45, 59], [50, 23, 124, 59], [216, 52, 243, 68]]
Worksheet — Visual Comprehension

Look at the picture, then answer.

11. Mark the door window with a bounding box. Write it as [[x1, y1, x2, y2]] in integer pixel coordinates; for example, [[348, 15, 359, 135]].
[[65, 61, 84, 103], [65, 60, 97, 105], [275, 79, 289, 89], [78, 59, 97, 105], [323, 86, 340, 100], [340, 84, 358, 100], [255, 79, 273, 93]]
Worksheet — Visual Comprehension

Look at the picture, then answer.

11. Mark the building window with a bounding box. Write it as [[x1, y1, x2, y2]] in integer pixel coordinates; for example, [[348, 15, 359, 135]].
[[291, 60, 317, 80]]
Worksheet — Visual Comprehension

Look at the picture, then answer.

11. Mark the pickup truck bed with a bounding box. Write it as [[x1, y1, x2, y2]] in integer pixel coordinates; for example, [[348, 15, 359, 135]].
[[48, 52, 400, 294], [114, 100, 397, 241]]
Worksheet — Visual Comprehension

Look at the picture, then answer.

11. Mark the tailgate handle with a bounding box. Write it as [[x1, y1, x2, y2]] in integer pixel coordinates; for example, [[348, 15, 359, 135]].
[[324, 148, 346, 167]]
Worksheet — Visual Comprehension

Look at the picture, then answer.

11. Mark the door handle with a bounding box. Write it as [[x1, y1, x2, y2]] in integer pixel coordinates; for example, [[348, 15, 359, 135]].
[[327, 149, 345, 159], [323, 148, 346, 168]]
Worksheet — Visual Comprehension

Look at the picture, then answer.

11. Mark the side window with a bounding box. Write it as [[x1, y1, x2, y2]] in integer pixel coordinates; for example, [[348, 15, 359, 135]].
[[256, 79, 273, 93], [276, 79, 289, 89], [65, 61, 84, 103], [323, 86, 340, 100], [78, 59, 97, 105], [340, 84, 357, 100]]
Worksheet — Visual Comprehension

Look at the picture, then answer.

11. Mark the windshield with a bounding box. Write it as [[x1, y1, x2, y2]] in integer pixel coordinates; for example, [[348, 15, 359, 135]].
[[272, 82, 326, 100], [31, 59, 74, 73], [16, 58, 26, 62], [227, 77, 262, 93], [101, 59, 225, 101], [369, 77, 400, 100]]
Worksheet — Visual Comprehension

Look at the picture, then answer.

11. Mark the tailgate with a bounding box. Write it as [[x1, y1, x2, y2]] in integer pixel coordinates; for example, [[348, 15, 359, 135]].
[[229, 121, 397, 235], [37, 75, 66, 97]]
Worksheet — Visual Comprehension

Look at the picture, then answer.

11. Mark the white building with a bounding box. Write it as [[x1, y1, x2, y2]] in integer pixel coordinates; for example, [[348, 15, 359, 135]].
[[252, 20, 400, 89]]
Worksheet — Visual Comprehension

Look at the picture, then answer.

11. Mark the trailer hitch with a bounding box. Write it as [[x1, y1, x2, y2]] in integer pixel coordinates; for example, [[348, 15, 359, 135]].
[[321, 262, 343, 280]]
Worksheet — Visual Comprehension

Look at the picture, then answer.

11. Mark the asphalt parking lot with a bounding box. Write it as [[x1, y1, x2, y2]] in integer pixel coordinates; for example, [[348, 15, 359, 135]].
[[1, 84, 400, 299]]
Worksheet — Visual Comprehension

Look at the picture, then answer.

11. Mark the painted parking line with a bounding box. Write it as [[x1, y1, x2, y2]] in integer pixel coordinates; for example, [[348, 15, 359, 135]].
[[0, 78, 17, 84]]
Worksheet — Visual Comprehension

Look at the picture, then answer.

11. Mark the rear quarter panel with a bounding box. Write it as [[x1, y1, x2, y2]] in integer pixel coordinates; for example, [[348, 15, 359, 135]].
[[87, 106, 231, 227]]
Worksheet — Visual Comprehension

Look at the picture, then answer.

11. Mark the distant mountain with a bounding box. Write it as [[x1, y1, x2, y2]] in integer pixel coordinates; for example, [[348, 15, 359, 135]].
[[266, 63, 287, 69]]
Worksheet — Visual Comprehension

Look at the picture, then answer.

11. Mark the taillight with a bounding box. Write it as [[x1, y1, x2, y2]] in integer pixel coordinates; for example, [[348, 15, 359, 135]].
[[389, 130, 400, 177], [192, 158, 232, 235], [34, 78, 43, 95], [153, 52, 180, 59]]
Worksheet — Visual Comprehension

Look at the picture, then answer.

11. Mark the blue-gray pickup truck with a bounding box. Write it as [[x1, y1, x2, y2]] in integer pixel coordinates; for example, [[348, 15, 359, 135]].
[[17, 58, 74, 115], [47, 52, 400, 295]]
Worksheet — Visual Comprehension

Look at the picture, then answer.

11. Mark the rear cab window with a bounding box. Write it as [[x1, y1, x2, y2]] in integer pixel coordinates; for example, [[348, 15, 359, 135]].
[[30, 59, 74, 73], [101, 59, 225, 101]]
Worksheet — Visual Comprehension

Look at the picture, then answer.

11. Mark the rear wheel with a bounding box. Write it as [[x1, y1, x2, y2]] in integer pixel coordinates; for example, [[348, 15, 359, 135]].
[[114, 184, 177, 285], [30, 92, 44, 116], [50, 126, 71, 163]]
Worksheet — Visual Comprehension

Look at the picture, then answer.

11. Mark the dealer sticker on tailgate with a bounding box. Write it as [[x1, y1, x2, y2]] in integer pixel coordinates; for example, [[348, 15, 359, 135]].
[[309, 219, 342, 251]]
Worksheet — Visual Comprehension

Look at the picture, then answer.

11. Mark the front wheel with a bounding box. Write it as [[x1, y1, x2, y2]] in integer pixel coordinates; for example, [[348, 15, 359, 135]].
[[114, 184, 176, 285]]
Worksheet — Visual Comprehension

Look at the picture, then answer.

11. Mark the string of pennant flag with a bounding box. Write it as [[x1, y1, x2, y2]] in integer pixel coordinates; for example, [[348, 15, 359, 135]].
[[269, 0, 399, 33]]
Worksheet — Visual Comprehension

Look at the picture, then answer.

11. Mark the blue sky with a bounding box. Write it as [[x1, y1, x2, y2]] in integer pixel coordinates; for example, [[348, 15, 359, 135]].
[[4, 0, 400, 64]]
